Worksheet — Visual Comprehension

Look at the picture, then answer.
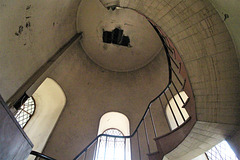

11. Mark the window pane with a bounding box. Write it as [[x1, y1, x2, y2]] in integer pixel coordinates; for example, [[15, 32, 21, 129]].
[[15, 97, 35, 128], [206, 140, 239, 160], [95, 129, 127, 160]]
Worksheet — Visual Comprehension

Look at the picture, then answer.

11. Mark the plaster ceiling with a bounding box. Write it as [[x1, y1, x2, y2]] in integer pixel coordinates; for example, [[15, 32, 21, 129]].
[[77, 0, 162, 72]]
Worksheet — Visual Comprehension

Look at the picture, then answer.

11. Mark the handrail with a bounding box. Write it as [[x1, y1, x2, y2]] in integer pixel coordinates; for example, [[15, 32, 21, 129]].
[[30, 151, 56, 160], [31, 6, 194, 160], [72, 14, 173, 160]]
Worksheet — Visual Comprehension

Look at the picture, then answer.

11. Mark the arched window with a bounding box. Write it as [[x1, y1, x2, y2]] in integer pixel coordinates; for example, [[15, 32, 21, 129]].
[[14, 97, 35, 128], [96, 128, 126, 160], [166, 91, 189, 130], [95, 112, 131, 160]]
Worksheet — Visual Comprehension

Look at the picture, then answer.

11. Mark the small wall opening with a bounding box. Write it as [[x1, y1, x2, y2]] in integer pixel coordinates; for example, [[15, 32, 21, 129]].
[[103, 28, 131, 47]]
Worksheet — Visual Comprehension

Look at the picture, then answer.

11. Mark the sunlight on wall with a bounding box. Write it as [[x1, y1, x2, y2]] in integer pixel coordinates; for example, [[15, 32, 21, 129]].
[[192, 154, 208, 160], [24, 78, 66, 160], [98, 112, 130, 135], [206, 140, 239, 160], [166, 91, 189, 130]]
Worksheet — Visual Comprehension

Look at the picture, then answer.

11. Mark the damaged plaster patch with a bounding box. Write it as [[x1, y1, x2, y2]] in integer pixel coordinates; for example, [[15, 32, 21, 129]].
[[26, 21, 31, 28], [26, 5, 31, 10], [223, 13, 229, 21], [15, 4, 32, 37], [102, 28, 131, 47], [15, 25, 23, 36]]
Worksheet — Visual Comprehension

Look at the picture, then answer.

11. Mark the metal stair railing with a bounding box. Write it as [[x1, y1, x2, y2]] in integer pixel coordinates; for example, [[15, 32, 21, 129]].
[[30, 8, 194, 160]]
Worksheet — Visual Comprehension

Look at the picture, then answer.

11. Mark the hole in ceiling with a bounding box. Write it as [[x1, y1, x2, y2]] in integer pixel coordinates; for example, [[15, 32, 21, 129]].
[[103, 28, 131, 47]]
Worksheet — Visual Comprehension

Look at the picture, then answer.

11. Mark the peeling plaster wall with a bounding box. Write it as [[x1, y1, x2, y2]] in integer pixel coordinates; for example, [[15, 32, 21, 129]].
[[42, 40, 169, 159], [0, 0, 81, 101]]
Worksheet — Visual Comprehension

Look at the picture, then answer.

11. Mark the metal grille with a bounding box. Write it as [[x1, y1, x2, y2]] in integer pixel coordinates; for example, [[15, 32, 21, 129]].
[[95, 129, 126, 160], [15, 97, 35, 128], [206, 140, 239, 160]]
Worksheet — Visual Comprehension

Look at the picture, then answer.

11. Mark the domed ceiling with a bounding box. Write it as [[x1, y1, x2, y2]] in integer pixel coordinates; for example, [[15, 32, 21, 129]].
[[77, 0, 162, 72]]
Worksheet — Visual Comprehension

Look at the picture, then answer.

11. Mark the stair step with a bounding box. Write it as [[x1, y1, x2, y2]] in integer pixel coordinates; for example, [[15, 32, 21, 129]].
[[148, 151, 163, 160]]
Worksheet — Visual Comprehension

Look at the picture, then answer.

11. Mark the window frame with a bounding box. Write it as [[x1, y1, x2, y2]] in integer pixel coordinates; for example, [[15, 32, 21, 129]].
[[14, 96, 36, 128]]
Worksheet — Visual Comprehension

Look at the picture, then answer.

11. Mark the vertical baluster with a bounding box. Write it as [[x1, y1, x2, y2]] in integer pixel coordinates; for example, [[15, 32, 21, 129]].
[[124, 138, 126, 160], [169, 87, 185, 121], [164, 92, 179, 127], [171, 67, 183, 86], [172, 81, 185, 104], [104, 136, 108, 160], [159, 97, 171, 130], [84, 150, 87, 160], [169, 54, 179, 69], [143, 119, 151, 153], [96, 137, 101, 160], [137, 130, 141, 160], [93, 139, 98, 160], [149, 107, 157, 137], [113, 137, 116, 160]]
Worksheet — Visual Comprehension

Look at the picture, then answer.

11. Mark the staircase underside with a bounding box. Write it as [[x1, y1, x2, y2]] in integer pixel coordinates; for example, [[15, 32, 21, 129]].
[[164, 121, 240, 160]]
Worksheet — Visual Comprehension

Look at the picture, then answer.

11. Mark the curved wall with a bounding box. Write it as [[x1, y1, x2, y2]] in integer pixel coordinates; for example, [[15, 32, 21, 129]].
[[119, 0, 240, 126], [1, 0, 239, 159], [24, 78, 66, 160], [76, 0, 162, 72], [42, 38, 169, 160], [41, 0, 240, 159], [97, 112, 130, 136], [118, 0, 240, 159], [208, 0, 240, 68]]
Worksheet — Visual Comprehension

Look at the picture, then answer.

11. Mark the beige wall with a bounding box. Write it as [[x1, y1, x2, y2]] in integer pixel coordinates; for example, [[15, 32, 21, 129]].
[[0, 0, 239, 159], [0, 0, 80, 101], [118, 0, 240, 159], [120, 0, 240, 126], [41, 0, 239, 159], [166, 121, 239, 160], [24, 78, 66, 160], [192, 154, 208, 160], [41, 39, 169, 159], [208, 0, 240, 68]]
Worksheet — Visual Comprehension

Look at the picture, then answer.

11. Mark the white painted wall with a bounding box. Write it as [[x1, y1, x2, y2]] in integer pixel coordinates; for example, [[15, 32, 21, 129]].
[[24, 78, 66, 160], [98, 112, 130, 136]]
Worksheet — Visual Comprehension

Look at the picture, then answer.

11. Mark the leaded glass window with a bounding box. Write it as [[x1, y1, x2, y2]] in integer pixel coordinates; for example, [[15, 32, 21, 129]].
[[15, 97, 35, 128], [206, 140, 238, 160], [95, 128, 126, 160]]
